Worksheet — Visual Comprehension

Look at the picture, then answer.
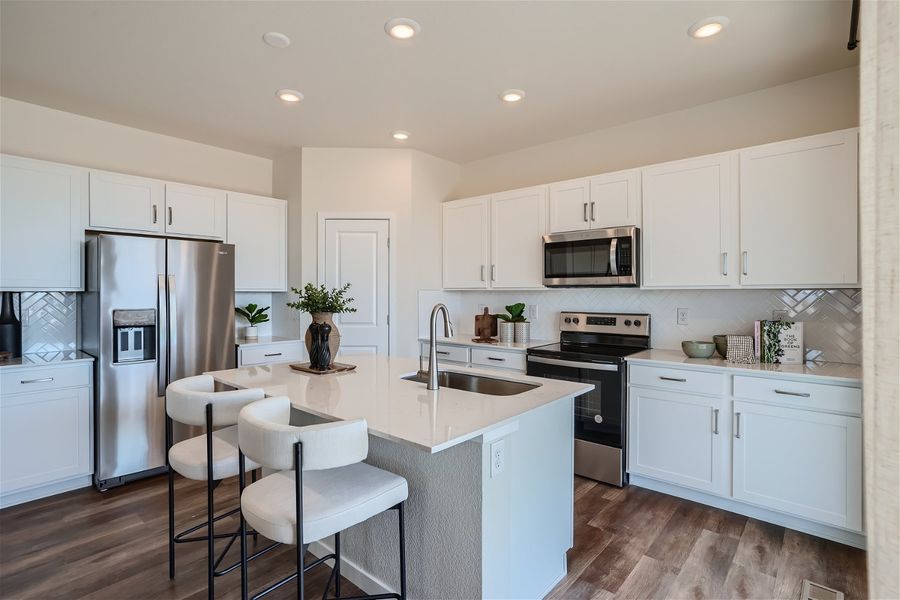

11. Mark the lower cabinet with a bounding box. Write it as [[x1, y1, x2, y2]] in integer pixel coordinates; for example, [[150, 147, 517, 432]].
[[418, 342, 525, 373], [628, 387, 729, 496], [237, 340, 304, 367]]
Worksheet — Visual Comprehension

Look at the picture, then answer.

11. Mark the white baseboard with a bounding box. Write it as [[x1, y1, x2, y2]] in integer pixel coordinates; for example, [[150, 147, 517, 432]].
[[630, 475, 866, 549], [0, 474, 92, 509], [308, 539, 393, 596]]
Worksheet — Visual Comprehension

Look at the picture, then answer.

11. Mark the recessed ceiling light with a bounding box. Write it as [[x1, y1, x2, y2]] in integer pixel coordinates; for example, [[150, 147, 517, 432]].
[[499, 89, 526, 103], [385, 17, 421, 40], [276, 89, 303, 103], [262, 31, 291, 48], [688, 17, 729, 39], [391, 130, 410, 141]]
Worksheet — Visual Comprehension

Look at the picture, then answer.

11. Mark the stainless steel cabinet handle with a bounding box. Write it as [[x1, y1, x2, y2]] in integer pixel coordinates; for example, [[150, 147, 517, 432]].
[[712, 408, 719, 435], [742, 251, 748, 276], [436, 351, 450, 356], [491, 264, 496, 281], [659, 376, 687, 382], [734, 412, 742, 439], [152, 205, 158, 224], [20, 377, 53, 384], [590, 202, 596, 222], [487, 356, 506, 362], [168, 206, 173, 226], [774, 389, 811, 398], [583, 202, 588, 222], [722, 252, 728, 276], [480, 265, 485, 282], [264, 353, 282, 357]]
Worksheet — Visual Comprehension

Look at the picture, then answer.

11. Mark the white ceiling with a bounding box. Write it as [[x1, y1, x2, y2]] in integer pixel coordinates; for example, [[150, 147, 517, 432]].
[[0, 1, 858, 163]]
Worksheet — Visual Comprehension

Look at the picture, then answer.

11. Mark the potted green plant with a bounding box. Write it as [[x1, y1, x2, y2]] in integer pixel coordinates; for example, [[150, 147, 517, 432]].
[[497, 302, 529, 343], [235, 303, 270, 340], [286, 283, 357, 363]]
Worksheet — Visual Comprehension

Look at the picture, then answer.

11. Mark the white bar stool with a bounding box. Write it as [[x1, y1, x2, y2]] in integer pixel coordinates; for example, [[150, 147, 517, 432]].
[[166, 374, 266, 599], [237, 396, 409, 600]]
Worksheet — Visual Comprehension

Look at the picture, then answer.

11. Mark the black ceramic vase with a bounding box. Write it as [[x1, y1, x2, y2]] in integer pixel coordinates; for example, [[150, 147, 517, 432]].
[[0, 292, 22, 358], [308, 322, 332, 371]]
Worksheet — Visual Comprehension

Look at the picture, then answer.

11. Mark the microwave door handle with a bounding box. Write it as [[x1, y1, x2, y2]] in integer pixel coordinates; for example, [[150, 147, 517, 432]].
[[608, 237, 618, 276]]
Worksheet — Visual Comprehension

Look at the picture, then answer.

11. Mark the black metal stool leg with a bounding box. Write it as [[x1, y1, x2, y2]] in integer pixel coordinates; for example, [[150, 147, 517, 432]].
[[166, 415, 175, 580], [206, 404, 215, 600], [239, 451, 249, 600], [335, 532, 342, 599], [398, 503, 407, 600]]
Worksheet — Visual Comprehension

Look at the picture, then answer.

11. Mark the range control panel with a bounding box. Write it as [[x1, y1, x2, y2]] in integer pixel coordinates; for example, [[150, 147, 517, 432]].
[[559, 312, 650, 337]]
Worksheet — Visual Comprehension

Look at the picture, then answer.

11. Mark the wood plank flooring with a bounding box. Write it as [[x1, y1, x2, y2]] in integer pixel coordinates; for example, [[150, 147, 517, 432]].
[[0, 474, 867, 599]]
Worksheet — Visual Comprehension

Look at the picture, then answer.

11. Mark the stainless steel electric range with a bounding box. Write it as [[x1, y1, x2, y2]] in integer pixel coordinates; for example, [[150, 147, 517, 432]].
[[526, 312, 651, 487]]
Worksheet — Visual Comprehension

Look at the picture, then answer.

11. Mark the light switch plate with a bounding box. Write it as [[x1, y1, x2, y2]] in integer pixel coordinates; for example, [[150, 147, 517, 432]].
[[527, 304, 539, 320]]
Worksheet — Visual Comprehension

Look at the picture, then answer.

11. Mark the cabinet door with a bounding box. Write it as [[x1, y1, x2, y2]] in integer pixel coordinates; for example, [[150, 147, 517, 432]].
[[732, 400, 862, 530], [89, 170, 164, 233], [0, 155, 87, 291], [739, 129, 858, 287], [589, 169, 641, 229], [548, 178, 590, 233], [442, 196, 490, 289], [164, 182, 226, 239], [0, 387, 92, 493], [491, 186, 547, 288], [227, 193, 287, 291], [628, 387, 729, 495], [641, 153, 738, 287]]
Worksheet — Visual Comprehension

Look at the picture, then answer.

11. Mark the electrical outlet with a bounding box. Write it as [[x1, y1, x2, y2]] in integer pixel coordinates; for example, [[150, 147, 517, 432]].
[[677, 308, 689, 326], [527, 304, 539, 320], [772, 309, 789, 321], [490, 439, 505, 478]]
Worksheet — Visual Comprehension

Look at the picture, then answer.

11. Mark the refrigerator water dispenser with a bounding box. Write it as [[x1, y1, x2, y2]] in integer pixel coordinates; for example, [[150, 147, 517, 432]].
[[112, 309, 156, 363]]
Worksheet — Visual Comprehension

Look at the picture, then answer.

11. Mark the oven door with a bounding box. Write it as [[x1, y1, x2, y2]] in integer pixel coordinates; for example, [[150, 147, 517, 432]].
[[542, 226, 638, 287]]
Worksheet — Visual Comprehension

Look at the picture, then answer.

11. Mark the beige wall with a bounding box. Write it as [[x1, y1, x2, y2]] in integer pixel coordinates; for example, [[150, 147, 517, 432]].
[[0, 97, 272, 195], [454, 67, 859, 197]]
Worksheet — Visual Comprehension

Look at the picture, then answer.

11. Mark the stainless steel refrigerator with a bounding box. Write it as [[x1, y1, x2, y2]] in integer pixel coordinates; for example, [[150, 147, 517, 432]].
[[82, 233, 235, 490]]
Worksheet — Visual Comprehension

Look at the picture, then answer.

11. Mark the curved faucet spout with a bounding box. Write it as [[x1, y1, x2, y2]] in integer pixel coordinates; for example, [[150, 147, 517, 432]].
[[426, 304, 453, 390]]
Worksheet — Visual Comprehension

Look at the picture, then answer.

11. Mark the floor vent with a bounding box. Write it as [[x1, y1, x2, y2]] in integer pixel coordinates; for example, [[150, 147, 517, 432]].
[[801, 580, 845, 600]]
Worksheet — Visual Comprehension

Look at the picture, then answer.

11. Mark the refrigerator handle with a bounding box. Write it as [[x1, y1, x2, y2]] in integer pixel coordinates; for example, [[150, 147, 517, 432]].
[[168, 274, 177, 383], [158, 275, 168, 393]]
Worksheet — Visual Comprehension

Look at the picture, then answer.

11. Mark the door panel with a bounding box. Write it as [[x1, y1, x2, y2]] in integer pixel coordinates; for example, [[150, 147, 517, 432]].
[[589, 169, 641, 229], [491, 186, 547, 288], [89, 170, 164, 233], [227, 192, 287, 291], [164, 183, 226, 239], [442, 196, 490, 289], [324, 219, 390, 356], [548, 178, 590, 233]]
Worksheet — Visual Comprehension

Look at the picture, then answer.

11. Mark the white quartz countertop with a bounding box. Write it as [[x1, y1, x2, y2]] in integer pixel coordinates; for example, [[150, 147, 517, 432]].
[[0, 350, 94, 370], [626, 349, 862, 385], [207, 354, 592, 453], [417, 335, 556, 353], [235, 335, 303, 347]]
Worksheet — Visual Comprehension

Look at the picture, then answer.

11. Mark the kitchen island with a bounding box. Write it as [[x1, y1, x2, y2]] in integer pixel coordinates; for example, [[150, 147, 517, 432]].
[[208, 354, 592, 600]]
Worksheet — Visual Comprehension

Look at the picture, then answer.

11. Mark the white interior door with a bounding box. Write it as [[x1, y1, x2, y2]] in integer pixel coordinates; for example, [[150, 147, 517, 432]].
[[323, 219, 390, 356]]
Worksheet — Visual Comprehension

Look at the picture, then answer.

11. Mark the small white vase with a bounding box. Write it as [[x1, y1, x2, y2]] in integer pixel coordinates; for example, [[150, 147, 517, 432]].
[[498, 322, 515, 343], [244, 325, 258, 340], [514, 322, 531, 344]]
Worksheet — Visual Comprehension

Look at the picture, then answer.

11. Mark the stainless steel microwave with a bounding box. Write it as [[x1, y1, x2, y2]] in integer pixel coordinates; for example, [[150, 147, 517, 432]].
[[542, 226, 639, 287]]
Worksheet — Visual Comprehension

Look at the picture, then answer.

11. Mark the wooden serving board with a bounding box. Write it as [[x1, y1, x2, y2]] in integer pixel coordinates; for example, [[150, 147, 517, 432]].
[[289, 362, 357, 375]]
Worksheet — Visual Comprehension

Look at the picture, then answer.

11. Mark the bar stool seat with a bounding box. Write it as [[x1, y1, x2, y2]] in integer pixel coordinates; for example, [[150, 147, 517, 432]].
[[241, 462, 408, 545], [169, 425, 261, 481]]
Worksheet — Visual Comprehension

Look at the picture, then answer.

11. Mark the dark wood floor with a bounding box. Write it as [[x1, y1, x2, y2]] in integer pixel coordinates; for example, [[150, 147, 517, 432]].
[[548, 477, 867, 600], [0, 474, 867, 599]]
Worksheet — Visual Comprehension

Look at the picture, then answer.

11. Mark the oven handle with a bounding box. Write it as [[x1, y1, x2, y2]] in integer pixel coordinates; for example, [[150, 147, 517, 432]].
[[527, 356, 619, 372]]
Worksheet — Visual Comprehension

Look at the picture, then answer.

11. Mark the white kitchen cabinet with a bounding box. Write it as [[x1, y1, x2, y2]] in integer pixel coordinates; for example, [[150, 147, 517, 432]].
[[628, 386, 729, 496], [641, 153, 739, 288], [589, 169, 641, 229], [490, 185, 547, 288], [237, 339, 304, 367], [548, 177, 591, 233], [0, 155, 87, 291], [732, 400, 863, 530], [88, 170, 165, 233], [227, 192, 287, 291], [442, 196, 491, 289], [739, 129, 858, 287], [164, 182, 227, 239]]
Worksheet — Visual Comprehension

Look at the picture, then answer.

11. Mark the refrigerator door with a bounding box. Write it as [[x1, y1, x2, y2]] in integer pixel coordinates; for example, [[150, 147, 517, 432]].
[[93, 234, 167, 487]]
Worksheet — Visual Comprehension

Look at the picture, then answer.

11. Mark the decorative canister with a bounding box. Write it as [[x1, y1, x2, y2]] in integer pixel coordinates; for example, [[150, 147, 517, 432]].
[[498, 321, 515, 343], [514, 321, 531, 344], [309, 322, 333, 371]]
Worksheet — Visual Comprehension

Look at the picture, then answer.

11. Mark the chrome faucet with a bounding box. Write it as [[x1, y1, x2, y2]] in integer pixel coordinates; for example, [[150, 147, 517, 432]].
[[425, 303, 453, 390]]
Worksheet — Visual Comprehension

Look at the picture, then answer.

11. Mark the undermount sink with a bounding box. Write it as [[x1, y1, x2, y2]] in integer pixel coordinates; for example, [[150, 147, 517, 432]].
[[402, 370, 540, 396]]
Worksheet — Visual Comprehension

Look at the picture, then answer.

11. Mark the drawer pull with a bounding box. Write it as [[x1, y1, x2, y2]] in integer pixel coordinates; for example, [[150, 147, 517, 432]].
[[264, 353, 282, 357], [435, 351, 450, 356], [487, 357, 506, 362], [712, 408, 719, 435], [774, 389, 811, 398], [659, 376, 687, 383], [20, 377, 54, 384]]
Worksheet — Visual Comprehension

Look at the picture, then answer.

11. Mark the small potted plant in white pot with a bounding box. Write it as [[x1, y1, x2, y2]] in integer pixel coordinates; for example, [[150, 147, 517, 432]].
[[497, 303, 529, 343], [235, 303, 269, 340]]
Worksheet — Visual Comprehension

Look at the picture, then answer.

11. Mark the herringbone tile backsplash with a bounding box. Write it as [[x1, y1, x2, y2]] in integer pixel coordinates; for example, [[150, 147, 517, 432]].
[[18, 292, 78, 353], [428, 288, 862, 364]]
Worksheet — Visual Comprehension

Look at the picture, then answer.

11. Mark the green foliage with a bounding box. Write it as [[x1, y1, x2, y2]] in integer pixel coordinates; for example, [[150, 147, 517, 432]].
[[235, 303, 270, 326], [497, 302, 527, 323], [286, 283, 357, 315], [762, 319, 792, 363]]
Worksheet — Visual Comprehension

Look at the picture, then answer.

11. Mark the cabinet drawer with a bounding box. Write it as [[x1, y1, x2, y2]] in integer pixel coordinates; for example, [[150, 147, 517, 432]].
[[239, 342, 304, 367], [629, 364, 726, 396], [733, 376, 861, 415], [421, 343, 470, 364], [471, 348, 526, 371], [0, 364, 91, 395]]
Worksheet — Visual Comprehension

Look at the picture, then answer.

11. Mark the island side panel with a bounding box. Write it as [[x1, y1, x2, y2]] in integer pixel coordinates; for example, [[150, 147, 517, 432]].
[[481, 396, 575, 599]]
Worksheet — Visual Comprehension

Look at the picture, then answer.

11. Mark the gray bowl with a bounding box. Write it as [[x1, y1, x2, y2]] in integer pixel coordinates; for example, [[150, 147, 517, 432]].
[[713, 335, 728, 358], [682, 340, 716, 359]]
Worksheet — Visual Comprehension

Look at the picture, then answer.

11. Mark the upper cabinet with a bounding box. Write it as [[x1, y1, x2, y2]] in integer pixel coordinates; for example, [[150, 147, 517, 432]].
[[442, 196, 491, 289], [1, 155, 87, 291], [491, 186, 547, 288], [89, 170, 164, 233], [739, 129, 858, 287], [226, 192, 287, 292], [548, 169, 640, 234], [642, 153, 739, 288], [164, 183, 227, 239]]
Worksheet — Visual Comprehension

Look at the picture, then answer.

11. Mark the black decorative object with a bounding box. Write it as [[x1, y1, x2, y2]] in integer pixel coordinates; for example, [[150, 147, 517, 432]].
[[0, 292, 22, 358], [308, 321, 332, 371]]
